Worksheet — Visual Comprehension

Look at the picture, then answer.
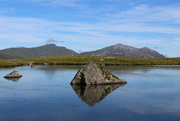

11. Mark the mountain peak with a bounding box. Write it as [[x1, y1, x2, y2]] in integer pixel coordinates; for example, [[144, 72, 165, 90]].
[[111, 43, 134, 48], [0, 43, 166, 59], [44, 44, 57, 47], [0, 44, 77, 58], [113, 43, 124, 46], [141, 47, 151, 50], [81, 43, 165, 58]]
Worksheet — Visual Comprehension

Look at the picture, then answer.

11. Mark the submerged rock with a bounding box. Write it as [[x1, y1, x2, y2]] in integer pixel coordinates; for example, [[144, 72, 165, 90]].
[[4, 70, 22, 78], [70, 62, 127, 85], [71, 84, 125, 106]]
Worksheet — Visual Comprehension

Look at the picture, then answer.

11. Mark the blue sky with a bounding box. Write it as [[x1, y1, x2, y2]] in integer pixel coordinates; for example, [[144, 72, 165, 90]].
[[0, 0, 179, 57]]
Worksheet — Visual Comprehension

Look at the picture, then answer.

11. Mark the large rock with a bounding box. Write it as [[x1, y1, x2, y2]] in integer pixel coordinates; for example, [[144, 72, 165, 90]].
[[4, 70, 22, 78], [70, 62, 127, 85]]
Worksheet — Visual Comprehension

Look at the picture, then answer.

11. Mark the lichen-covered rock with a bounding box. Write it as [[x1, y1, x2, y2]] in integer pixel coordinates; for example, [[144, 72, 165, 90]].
[[4, 70, 22, 78], [70, 62, 126, 85]]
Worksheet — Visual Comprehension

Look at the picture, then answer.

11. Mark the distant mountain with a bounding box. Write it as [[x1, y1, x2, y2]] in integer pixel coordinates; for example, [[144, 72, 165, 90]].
[[0, 44, 77, 58], [80, 43, 165, 58], [0, 52, 22, 59], [0, 43, 165, 58]]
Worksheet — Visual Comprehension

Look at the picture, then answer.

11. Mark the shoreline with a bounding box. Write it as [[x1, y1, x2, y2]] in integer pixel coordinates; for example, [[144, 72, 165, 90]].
[[0, 55, 180, 68]]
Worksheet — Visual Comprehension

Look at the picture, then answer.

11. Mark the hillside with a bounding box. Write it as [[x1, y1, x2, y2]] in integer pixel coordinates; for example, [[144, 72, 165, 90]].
[[0, 43, 165, 58], [0, 44, 77, 58], [80, 44, 165, 58], [0, 52, 22, 59]]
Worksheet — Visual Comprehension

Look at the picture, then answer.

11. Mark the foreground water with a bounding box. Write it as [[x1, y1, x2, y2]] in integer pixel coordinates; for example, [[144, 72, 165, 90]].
[[0, 65, 180, 121]]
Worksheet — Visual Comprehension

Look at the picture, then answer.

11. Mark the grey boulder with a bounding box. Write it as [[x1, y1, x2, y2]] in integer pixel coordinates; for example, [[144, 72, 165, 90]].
[[70, 62, 127, 85], [4, 70, 22, 78]]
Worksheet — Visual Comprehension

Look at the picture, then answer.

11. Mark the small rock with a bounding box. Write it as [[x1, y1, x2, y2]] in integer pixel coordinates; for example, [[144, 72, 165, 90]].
[[44, 63, 48, 66], [70, 62, 127, 85], [28, 62, 33, 66], [99, 59, 104, 62], [4, 70, 22, 78]]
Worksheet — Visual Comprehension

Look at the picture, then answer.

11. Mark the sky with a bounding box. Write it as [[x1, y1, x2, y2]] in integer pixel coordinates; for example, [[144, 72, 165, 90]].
[[0, 0, 179, 57]]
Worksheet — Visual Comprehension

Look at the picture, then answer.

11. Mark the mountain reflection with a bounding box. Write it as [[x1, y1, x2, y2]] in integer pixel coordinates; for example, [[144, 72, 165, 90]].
[[71, 84, 126, 107]]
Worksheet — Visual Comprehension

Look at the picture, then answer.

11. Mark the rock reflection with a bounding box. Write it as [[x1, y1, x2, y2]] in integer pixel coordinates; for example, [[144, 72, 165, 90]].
[[71, 84, 126, 107], [4, 78, 20, 82]]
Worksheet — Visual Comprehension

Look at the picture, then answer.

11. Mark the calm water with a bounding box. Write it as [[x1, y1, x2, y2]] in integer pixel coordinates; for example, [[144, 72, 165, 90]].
[[0, 65, 180, 121]]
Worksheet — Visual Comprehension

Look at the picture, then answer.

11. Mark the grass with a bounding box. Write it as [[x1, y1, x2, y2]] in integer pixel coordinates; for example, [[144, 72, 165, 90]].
[[0, 55, 180, 67], [99, 65, 119, 80]]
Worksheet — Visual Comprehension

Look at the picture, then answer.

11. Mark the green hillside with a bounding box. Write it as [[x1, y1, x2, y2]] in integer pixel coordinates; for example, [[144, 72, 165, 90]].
[[0, 52, 21, 59], [0, 44, 77, 58]]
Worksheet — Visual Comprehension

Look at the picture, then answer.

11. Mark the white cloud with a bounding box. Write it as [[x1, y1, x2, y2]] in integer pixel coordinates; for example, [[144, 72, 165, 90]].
[[0, 15, 178, 47], [102, 4, 180, 24], [174, 38, 180, 41], [0, 1, 180, 57], [0, 34, 8, 38], [12, 34, 44, 43]]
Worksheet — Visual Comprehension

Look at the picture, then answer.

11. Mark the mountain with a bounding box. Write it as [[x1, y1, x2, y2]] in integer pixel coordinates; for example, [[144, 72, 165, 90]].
[[0, 44, 77, 58], [80, 43, 165, 58], [0, 52, 22, 59], [0, 43, 165, 58]]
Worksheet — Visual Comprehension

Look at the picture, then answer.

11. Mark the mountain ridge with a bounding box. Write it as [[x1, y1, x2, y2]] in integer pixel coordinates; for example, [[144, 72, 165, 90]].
[[80, 43, 165, 58], [0, 43, 165, 59], [0, 44, 77, 58]]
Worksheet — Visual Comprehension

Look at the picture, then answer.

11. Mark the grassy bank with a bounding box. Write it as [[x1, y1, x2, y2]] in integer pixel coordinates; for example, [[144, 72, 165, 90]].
[[0, 55, 180, 67]]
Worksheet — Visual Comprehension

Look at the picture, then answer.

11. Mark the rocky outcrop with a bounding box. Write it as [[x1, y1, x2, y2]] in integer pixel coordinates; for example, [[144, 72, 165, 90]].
[[70, 62, 127, 85], [71, 84, 125, 106], [4, 70, 22, 78]]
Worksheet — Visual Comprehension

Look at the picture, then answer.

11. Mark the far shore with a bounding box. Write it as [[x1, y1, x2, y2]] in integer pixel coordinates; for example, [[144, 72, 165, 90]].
[[0, 55, 180, 68]]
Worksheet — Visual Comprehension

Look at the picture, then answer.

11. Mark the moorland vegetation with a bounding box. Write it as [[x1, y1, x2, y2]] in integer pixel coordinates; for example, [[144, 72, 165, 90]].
[[0, 55, 179, 67]]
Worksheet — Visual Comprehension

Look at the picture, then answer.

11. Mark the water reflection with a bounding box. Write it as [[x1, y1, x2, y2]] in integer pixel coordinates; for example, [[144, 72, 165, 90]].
[[106, 66, 152, 75], [41, 68, 56, 79], [4, 77, 21, 82], [71, 84, 126, 107], [0, 65, 179, 121]]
